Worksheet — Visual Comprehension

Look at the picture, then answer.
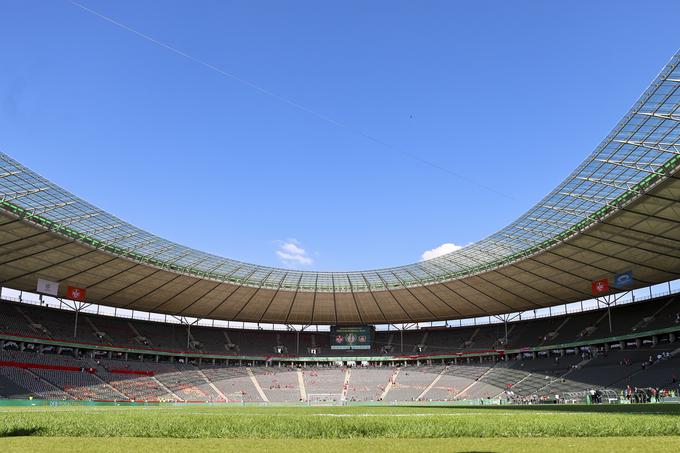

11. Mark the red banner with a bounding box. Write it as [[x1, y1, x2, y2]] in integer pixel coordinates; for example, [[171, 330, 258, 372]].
[[0, 361, 95, 373], [67, 286, 87, 301], [591, 278, 609, 296]]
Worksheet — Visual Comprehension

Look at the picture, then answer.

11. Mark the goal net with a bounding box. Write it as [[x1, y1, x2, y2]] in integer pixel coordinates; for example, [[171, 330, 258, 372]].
[[307, 393, 344, 406]]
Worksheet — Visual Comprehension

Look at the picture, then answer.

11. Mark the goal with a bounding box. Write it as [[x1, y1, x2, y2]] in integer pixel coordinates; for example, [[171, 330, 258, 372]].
[[306, 393, 344, 406]]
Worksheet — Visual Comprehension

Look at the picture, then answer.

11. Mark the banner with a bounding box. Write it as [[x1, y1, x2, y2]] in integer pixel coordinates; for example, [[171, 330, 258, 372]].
[[591, 278, 609, 296], [330, 326, 373, 350], [36, 278, 59, 296], [614, 271, 633, 288], [67, 286, 87, 301]]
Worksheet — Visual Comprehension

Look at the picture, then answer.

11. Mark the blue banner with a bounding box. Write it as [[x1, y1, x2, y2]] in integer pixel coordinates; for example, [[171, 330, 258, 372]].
[[614, 271, 633, 288]]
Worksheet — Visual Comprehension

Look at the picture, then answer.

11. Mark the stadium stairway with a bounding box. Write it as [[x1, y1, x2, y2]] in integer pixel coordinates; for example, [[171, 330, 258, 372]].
[[0, 371, 32, 399], [417, 365, 448, 400], [607, 345, 680, 390], [544, 317, 571, 344], [246, 367, 269, 402], [533, 357, 594, 397], [297, 368, 307, 401], [385, 366, 444, 402], [345, 367, 395, 402], [415, 331, 429, 353], [15, 306, 52, 338], [455, 366, 496, 399], [199, 367, 263, 402], [250, 367, 300, 402], [151, 376, 181, 401], [341, 368, 350, 402], [24, 367, 70, 398], [197, 368, 227, 400], [379, 368, 399, 400]]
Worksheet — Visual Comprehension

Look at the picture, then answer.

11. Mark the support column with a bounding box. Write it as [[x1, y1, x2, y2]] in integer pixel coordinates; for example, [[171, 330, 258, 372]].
[[62, 300, 91, 340]]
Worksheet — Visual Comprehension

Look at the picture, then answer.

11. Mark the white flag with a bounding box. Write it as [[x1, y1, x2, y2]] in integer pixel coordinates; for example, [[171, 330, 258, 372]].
[[37, 278, 59, 296]]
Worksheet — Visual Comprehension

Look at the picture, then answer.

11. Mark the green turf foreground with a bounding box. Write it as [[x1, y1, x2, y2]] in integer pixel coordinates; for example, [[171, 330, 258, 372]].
[[2, 437, 680, 453], [2, 405, 680, 452]]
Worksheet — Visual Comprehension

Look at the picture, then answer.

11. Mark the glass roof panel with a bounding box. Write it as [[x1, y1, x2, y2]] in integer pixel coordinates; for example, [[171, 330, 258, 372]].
[[0, 50, 678, 292]]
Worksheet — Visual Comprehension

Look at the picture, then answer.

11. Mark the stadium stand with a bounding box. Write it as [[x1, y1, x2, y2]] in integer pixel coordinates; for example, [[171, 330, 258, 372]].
[[251, 367, 301, 402], [199, 366, 264, 402], [1, 292, 680, 402], [1, 294, 678, 356], [383, 366, 443, 402], [346, 367, 396, 402]]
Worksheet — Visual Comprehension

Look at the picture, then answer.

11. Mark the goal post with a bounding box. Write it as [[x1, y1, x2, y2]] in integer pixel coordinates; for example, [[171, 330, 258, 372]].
[[306, 393, 344, 406]]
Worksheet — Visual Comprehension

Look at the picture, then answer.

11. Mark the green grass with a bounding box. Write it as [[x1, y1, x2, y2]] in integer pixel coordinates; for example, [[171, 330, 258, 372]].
[[2, 437, 680, 453], [2, 404, 680, 451]]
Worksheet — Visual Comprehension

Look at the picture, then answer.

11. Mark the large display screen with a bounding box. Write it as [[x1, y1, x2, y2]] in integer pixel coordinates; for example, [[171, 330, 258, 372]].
[[330, 326, 374, 350]]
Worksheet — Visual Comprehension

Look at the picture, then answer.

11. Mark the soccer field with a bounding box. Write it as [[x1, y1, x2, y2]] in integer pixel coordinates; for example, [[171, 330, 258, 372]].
[[1, 404, 680, 452]]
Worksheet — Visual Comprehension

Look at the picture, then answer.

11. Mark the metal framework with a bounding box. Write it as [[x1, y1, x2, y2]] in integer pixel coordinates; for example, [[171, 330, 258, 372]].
[[0, 50, 678, 324]]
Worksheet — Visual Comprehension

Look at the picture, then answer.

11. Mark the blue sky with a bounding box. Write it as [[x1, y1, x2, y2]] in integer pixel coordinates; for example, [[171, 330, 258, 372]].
[[1, 1, 679, 271]]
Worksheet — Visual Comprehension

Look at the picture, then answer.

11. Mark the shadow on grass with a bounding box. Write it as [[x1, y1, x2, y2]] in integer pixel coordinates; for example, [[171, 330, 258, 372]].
[[396, 403, 680, 415], [0, 427, 43, 437]]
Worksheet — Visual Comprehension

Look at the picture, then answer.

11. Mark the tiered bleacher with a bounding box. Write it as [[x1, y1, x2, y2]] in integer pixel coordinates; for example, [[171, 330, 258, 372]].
[[0, 293, 679, 402]]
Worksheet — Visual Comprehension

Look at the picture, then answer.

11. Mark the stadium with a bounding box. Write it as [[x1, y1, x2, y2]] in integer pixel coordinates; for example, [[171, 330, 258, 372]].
[[2, 4, 680, 453]]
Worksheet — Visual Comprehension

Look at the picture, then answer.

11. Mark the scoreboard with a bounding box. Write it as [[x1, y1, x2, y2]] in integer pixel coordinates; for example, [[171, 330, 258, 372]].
[[330, 326, 374, 350]]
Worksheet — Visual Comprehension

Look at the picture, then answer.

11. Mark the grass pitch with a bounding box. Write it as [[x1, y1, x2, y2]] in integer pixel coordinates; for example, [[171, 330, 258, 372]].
[[1, 404, 680, 452]]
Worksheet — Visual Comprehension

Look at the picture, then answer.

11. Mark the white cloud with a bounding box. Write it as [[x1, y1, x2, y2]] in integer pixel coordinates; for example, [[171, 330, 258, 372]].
[[421, 242, 462, 261], [276, 239, 314, 266]]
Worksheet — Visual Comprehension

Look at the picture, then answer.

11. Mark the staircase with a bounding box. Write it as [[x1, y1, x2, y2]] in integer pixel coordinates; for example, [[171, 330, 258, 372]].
[[197, 368, 227, 401], [246, 368, 269, 402], [415, 331, 429, 353], [298, 368, 307, 402], [417, 366, 448, 400], [544, 317, 571, 343], [464, 328, 480, 348], [379, 369, 399, 400], [455, 364, 495, 398], [152, 376, 181, 401], [24, 368, 69, 398], [341, 368, 351, 402], [15, 306, 51, 337]]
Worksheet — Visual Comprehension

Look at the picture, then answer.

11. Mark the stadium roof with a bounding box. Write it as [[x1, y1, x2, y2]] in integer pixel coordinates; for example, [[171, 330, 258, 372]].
[[0, 50, 679, 325]]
